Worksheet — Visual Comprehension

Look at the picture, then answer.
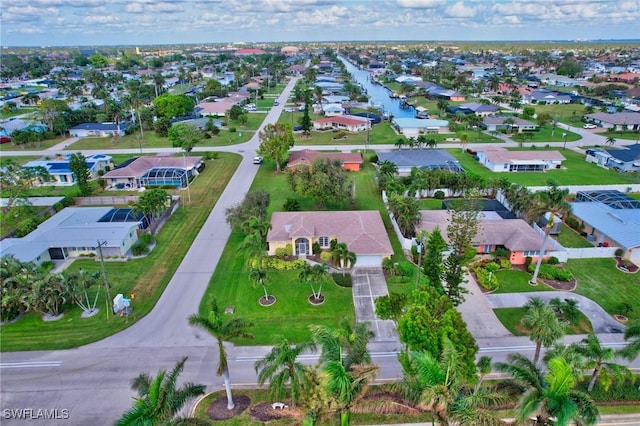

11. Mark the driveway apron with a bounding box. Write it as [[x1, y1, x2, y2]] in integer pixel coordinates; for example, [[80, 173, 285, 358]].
[[351, 268, 400, 344]]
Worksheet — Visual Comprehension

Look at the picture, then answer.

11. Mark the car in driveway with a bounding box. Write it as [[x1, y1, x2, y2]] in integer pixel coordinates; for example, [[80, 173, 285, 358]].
[[583, 123, 597, 129], [253, 156, 263, 164]]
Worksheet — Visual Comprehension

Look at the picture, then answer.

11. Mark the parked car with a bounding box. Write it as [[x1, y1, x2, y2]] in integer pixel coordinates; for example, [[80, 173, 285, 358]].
[[293, 125, 303, 132], [0, 136, 11, 144], [583, 123, 597, 129], [253, 156, 263, 164], [273, 100, 279, 106]]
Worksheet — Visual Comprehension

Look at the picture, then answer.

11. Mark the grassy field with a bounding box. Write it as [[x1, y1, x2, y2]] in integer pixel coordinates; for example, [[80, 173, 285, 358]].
[[595, 130, 640, 142], [494, 307, 593, 335], [0, 106, 38, 119], [512, 125, 581, 144], [0, 152, 241, 352], [0, 155, 40, 166], [198, 160, 414, 344], [451, 148, 638, 185], [533, 103, 589, 126], [569, 258, 640, 323], [555, 223, 592, 248], [493, 269, 556, 294], [0, 136, 67, 151]]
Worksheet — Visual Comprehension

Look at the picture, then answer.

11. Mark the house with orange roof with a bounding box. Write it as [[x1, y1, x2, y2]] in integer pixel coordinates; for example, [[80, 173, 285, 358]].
[[313, 115, 369, 133], [287, 149, 363, 171]]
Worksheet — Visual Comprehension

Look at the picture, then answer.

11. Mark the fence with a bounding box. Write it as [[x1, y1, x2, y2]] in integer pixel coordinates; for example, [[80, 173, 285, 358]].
[[75, 196, 141, 206], [563, 247, 620, 259], [147, 198, 181, 235]]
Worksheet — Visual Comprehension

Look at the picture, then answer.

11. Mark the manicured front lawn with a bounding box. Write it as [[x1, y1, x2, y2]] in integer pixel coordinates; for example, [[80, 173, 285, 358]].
[[451, 148, 638, 185], [595, 130, 640, 141], [0, 153, 241, 352], [494, 307, 593, 335], [569, 258, 640, 323], [533, 103, 589, 126], [493, 269, 556, 294], [0, 136, 67, 151], [555, 223, 592, 248]]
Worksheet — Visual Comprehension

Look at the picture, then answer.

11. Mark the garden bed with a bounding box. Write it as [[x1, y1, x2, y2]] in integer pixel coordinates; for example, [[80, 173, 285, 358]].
[[615, 257, 639, 273]]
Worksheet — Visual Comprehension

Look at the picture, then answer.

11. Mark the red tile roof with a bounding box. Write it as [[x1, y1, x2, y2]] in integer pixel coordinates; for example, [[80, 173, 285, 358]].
[[314, 116, 368, 126], [104, 156, 202, 178], [287, 149, 363, 168]]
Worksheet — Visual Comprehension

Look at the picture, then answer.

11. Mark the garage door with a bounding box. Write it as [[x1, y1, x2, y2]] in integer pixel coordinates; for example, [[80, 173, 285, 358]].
[[630, 248, 640, 261], [354, 255, 382, 268]]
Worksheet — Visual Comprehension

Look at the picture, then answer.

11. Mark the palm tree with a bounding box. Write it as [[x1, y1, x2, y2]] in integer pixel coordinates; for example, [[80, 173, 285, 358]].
[[606, 136, 616, 146], [378, 160, 398, 176], [394, 137, 405, 150], [495, 354, 599, 426], [116, 357, 207, 426], [459, 133, 469, 152], [523, 297, 566, 364], [620, 322, 640, 361], [529, 181, 571, 284], [299, 263, 328, 300], [249, 266, 272, 303], [426, 138, 438, 149], [188, 298, 254, 410], [254, 335, 314, 407], [397, 341, 505, 426], [574, 334, 633, 392]]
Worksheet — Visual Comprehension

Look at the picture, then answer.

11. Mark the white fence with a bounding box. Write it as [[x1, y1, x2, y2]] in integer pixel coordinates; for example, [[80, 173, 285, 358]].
[[527, 184, 640, 194], [563, 247, 620, 259]]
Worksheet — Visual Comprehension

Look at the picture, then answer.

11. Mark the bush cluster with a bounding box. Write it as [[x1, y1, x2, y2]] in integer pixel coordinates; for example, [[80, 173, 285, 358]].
[[319, 251, 332, 262], [528, 263, 573, 281], [331, 273, 352, 288], [260, 257, 306, 271], [565, 216, 583, 231], [130, 241, 149, 256], [475, 267, 499, 291]]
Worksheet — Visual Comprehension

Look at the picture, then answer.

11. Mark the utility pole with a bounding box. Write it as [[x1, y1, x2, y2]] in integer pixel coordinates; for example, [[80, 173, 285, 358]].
[[183, 153, 191, 204], [97, 240, 112, 320]]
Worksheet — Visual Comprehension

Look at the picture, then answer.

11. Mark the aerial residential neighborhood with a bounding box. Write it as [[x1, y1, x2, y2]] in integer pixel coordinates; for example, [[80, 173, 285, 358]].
[[1, 2, 640, 426]]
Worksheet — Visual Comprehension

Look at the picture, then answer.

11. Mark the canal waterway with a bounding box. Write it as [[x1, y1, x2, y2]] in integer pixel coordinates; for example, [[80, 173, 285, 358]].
[[338, 55, 415, 119]]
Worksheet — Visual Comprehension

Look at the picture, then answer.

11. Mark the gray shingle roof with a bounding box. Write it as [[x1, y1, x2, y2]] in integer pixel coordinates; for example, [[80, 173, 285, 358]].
[[377, 149, 462, 170]]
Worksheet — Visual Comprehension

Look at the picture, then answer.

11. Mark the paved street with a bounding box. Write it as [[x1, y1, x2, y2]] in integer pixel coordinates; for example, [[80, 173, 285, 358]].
[[2, 83, 640, 425]]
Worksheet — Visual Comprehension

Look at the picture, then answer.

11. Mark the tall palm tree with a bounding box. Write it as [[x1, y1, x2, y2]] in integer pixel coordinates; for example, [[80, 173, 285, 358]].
[[606, 136, 616, 146], [254, 335, 314, 407], [249, 266, 272, 303], [299, 263, 328, 300], [378, 160, 398, 176], [620, 322, 640, 361], [116, 357, 207, 426], [495, 354, 599, 426], [523, 297, 566, 364], [574, 334, 633, 392], [397, 341, 505, 426], [188, 298, 254, 410], [529, 181, 571, 284]]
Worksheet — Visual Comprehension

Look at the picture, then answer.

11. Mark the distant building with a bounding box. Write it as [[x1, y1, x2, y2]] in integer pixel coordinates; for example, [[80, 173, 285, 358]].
[[23, 154, 112, 186], [69, 122, 131, 138], [103, 156, 202, 189], [475, 146, 564, 172]]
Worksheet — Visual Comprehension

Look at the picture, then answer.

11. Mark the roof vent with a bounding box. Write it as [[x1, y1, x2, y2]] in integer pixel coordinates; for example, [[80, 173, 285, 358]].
[[284, 224, 291, 233]]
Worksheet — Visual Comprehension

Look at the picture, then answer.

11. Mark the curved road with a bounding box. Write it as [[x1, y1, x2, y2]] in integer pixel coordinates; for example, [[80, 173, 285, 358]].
[[1, 85, 639, 425]]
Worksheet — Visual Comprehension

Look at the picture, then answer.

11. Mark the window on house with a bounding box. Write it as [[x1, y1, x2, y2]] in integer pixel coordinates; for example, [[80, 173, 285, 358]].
[[318, 236, 329, 247], [524, 250, 539, 257]]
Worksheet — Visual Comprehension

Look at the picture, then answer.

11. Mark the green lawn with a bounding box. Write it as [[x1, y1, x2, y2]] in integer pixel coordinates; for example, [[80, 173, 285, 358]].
[[494, 307, 593, 335], [555, 223, 592, 248], [0, 155, 40, 166], [511, 125, 581, 144], [451, 148, 638, 185], [595, 130, 640, 141], [493, 269, 556, 294], [0, 153, 242, 352], [0, 107, 38, 120], [0, 136, 67, 151], [533, 103, 589, 126], [419, 198, 443, 210], [198, 160, 414, 344], [569, 258, 640, 323]]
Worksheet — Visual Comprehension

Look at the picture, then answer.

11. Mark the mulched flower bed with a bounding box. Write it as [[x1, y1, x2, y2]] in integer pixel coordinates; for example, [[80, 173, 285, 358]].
[[207, 395, 251, 420], [249, 402, 303, 422], [537, 277, 577, 291], [616, 257, 639, 273], [308, 294, 325, 305], [259, 295, 276, 306]]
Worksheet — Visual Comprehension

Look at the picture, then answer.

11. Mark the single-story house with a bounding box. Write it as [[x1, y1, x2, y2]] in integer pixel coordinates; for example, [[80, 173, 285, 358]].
[[395, 75, 422, 83], [475, 146, 565, 172], [69, 122, 131, 138], [429, 88, 465, 101], [23, 153, 112, 185], [522, 89, 572, 105], [320, 103, 346, 116], [103, 156, 203, 189], [285, 65, 307, 76], [569, 202, 640, 260], [585, 145, 640, 172], [584, 112, 640, 131], [482, 116, 538, 133], [416, 210, 563, 265], [0, 207, 144, 264], [287, 149, 363, 171], [267, 211, 393, 267], [377, 149, 463, 175], [456, 102, 499, 117], [538, 74, 583, 87], [195, 100, 238, 117], [392, 117, 449, 137], [313, 115, 368, 132]]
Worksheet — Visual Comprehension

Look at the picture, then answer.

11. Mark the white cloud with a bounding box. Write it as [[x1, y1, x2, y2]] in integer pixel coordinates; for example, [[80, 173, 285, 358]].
[[125, 3, 144, 13], [83, 15, 117, 24], [445, 2, 477, 18], [149, 2, 184, 13], [397, 0, 446, 8]]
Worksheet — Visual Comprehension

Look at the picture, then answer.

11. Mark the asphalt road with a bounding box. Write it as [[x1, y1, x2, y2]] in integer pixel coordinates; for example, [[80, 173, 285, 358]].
[[1, 85, 640, 425]]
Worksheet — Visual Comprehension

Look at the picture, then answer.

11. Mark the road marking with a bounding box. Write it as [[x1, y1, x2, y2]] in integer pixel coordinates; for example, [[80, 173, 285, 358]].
[[0, 361, 62, 369]]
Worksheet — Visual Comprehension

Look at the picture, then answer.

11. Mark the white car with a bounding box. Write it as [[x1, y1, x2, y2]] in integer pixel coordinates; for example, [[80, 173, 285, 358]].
[[583, 123, 597, 129], [253, 156, 263, 164]]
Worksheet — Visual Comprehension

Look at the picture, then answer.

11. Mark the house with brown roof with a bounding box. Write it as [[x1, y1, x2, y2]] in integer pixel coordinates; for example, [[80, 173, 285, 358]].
[[267, 211, 393, 267], [584, 112, 640, 131], [103, 156, 203, 189], [195, 100, 238, 117], [475, 146, 565, 172], [313, 115, 369, 133], [287, 149, 363, 171], [416, 210, 563, 265]]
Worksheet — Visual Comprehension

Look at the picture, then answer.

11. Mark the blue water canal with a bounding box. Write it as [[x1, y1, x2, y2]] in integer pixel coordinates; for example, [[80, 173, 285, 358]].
[[338, 55, 415, 119]]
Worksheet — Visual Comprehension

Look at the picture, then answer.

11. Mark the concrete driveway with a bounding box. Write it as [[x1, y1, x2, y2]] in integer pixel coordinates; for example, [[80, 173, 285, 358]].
[[351, 268, 400, 347]]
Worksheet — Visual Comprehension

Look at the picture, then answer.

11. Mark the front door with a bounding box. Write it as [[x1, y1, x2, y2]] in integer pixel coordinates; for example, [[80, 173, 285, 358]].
[[295, 238, 309, 256]]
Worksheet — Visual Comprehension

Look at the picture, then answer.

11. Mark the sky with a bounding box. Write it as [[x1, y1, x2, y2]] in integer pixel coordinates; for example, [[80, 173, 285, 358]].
[[1, 0, 639, 47]]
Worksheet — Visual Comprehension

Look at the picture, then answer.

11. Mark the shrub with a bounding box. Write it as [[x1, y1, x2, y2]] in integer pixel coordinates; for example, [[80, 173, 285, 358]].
[[39, 261, 55, 272], [283, 198, 301, 211], [203, 132, 211, 139], [494, 247, 510, 258], [312, 241, 321, 255], [397, 261, 413, 277], [525, 256, 532, 266], [476, 267, 499, 291], [61, 196, 75, 207], [16, 217, 40, 237], [565, 216, 583, 230], [138, 233, 155, 245], [499, 259, 512, 270], [332, 273, 352, 288], [284, 244, 293, 256], [130, 241, 149, 256], [259, 257, 306, 271], [528, 263, 573, 281], [229, 127, 236, 133], [53, 202, 63, 212], [329, 239, 338, 251], [275, 248, 288, 257], [382, 257, 398, 275], [320, 251, 332, 262], [547, 256, 559, 265], [434, 190, 445, 199], [615, 248, 624, 257], [485, 262, 500, 273]]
